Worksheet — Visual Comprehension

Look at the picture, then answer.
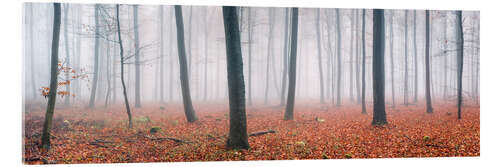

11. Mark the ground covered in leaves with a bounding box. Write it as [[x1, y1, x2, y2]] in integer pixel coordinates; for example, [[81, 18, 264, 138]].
[[23, 101, 480, 164]]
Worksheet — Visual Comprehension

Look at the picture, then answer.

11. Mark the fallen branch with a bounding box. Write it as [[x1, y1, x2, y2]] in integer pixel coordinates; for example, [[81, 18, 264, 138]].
[[249, 130, 276, 137], [143, 135, 192, 144]]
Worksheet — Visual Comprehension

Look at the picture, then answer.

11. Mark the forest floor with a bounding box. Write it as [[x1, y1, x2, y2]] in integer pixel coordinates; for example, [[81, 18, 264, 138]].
[[23, 101, 480, 164]]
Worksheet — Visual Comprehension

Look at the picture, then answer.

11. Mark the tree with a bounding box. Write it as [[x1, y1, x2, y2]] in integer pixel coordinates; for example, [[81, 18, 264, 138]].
[[404, 10, 409, 106], [41, 2, 61, 150], [88, 4, 100, 108], [63, 4, 71, 106], [28, 3, 37, 99], [264, 8, 275, 104], [222, 6, 249, 150], [174, 5, 198, 122], [413, 10, 418, 103], [247, 7, 253, 106], [425, 10, 433, 113], [315, 9, 325, 104], [361, 9, 367, 114], [389, 11, 395, 108], [159, 6, 165, 103], [203, 7, 209, 101], [116, 4, 133, 129], [284, 8, 299, 120], [133, 5, 142, 108], [456, 10, 464, 119], [372, 9, 387, 126], [335, 9, 342, 106], [280, 8, 290, 106]]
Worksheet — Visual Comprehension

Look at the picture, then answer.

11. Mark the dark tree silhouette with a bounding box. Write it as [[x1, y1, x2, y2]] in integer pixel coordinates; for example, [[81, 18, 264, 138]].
[[41, 2, 61, 150], [222, 6, 249, 150], [174, 5, 198, 122], [372, 9, 387, 126], [284, 8, 299, 120], [457, 10, 464, 119]]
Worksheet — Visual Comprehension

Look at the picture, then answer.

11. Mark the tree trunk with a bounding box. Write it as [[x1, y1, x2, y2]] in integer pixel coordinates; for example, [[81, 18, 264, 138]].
[[389, 11, 395, 108], [89, 4, 100, 108], [264, 8, 275, 105], [63, 4, 71, 106], [247, 8, 253, 106], [425, 10, 433, 113], [222, 6, 249, 150], [159, 6, 165, 103], [204, 7, 209, 101], [280, 8, 290, 106], [457, 11, 464, 119], [355, 9, 361, 104], [413, 10, 418, 103], [284, 8, 299, 120], [371, 9, 387, 126], [116, 4, 133, 129], [349, 9, 354, 102], [133, 5, 142, 108], [41, 3, 61, 150], [174, 5, 198, 122], [361, 9, 367, 114], [336, 9, 342, 106], [29, 3, 37, 99], [404, 10, 409, 106], [315, 9, 325, 104]]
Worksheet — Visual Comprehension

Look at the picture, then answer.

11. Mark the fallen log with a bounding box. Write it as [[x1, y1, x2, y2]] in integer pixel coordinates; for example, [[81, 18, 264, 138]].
[[144, 135, 192, 144], [249, 130, 276, 137]]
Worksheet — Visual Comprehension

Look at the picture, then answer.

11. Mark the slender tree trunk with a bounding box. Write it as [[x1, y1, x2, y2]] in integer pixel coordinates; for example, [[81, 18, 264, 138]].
[[361, 9, 367, 114], [425, 10, 433, 113], [63, 5, 70, 100], [116, 4, 133, 129], [29, 4, 37, 99], [159, 6, 165, 103], [372, 9, 387, 126], [188, 7, 193, 76], [349, 10, 354, 102], [443, 11, 448, 101], [204, 7, 209, 101], [457, 11, 464, 119], [280, 8, 290, 106], [247, 8, 253, 105], [41, 3, 61, 150], [284, 8, 299, 120], [264, 8, 275, 104], [104, 40, 111, 108], [325, 9, 335, 104], [355, 9, 361, 103], [404, 10, 409, 106], [336, 9, 342, 106], [89, 4, 100, 108], [133, 5, 142, 108], [413, 10, 418, 103], [174, 5, 198, 122], [315, 9, 325, 104], [222, 6, 249, 150], [389, 11, 395, 108]]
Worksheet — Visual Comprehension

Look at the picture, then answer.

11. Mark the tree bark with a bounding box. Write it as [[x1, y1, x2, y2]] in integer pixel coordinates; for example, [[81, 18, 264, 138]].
[[41, 3, 61, 150], [174, 5, 198, 122], [425, 10, 433, 113], [280, 8, 290, 106], [222, 6, 249, 150], [361, 9, 367, 114], [372, 9, 387, 126], [413, 10, 418, 103], [456, 11, 464, 119], [133, 5, 142, 108], [89, 4, 100, 108], [315, 9, 325, 104], [335, 9, 342, 106], [284, 8, 299, 120], [264, 8, 275, 104]]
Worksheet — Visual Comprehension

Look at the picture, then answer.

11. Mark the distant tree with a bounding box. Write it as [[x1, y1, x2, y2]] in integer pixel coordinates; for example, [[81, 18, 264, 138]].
[[389, 11, 395, 108], [264, 8, 275, 104], [247, 7, 253, 105], [222, 6, 249, 150], [159, 6, 165, 103], [404, 10, 409, 106], [88, 4, 100, 108], [63, 4, 71, 106], [372, 9, 387, 125], [456, 10, 464, 119], [361, 9, 367, 114], [315, 9, 325, 104], [133, 5, 142, 108], [284, 8, 299, 120], [116, 4, 133, 129], [41, 2, 61, 150], [413, 10, 418, 103], [425, 10, 433, 113], [280, 8, 290, 106], [174, 5, 198, 122], [335, 9, 342, 106]]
